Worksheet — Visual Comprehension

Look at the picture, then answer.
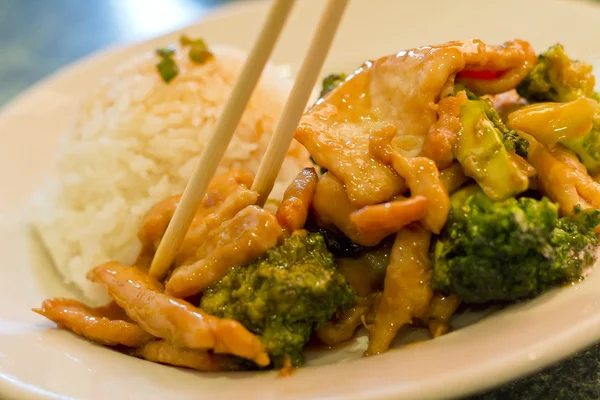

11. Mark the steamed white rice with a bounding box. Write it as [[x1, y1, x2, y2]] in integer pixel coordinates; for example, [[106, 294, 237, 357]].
[[30, 43, 309, 304]]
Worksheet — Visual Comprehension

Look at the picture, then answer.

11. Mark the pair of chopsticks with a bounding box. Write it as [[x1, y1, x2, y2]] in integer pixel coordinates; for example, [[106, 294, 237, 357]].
[[149, 0, 349, 279]]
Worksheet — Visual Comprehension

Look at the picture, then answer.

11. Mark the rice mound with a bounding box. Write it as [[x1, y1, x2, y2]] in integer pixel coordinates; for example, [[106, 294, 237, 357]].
[[30, 44, 309, 304]]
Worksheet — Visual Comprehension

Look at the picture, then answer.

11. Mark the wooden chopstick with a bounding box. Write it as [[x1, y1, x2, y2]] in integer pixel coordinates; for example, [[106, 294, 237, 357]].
[[252, 0, 349, 205], [149, 0, 296, 279]]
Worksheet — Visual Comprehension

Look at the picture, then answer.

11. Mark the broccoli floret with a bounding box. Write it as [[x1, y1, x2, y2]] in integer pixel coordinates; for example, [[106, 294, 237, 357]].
[[432, 190, 600, 304], [502, 129, 530, 158], [200, 232, 356, 367], [456, 99, 529, 200], [483, 100, 529, 158], [516, 45, 600, 174], [517, 44, 596, 103], [562, 120, 600, 175], [320, 73, 347, 97], [454, 84, 529, 157]]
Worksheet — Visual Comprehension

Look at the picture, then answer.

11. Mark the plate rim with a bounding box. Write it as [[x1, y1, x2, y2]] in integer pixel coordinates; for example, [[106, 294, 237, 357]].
[[3, 0, 600, 399]]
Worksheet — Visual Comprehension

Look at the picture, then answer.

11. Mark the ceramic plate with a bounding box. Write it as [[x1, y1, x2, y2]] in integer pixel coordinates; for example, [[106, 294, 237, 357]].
[[3, 0, 600, 399]]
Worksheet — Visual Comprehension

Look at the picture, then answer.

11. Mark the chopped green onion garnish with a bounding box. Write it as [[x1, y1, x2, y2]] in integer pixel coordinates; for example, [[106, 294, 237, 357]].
[[156, 45, 176, 58], [180, 35, 209, 50], [155, 35, 213, 82], [156, 57, 179, 83], [180, 35, 213, 65], [189, 47, 213, 64], [179, 35, 193, 46]]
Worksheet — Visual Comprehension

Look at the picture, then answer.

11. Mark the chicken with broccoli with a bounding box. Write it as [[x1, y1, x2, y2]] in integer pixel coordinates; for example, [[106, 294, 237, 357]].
[[33, 38, 600, 373]]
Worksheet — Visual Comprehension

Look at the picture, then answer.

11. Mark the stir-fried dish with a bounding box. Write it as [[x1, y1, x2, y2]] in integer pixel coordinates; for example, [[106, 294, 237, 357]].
[[34, 39, 600, 372]]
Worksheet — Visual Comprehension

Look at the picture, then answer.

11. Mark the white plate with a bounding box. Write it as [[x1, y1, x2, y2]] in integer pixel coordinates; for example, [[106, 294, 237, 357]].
[[3, 0, 600, 399]]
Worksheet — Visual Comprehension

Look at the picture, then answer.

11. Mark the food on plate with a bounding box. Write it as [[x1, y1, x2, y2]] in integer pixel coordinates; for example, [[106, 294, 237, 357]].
[[155, 35, 215, 83], [424, 293, 461, 338], [432, 186, 600, 303], [456, 95, 530, 200], [132, 340, 240, 372], [366, 224, 433, 356], [30, 37, 309, 304], [88, 262, 270, 366], [33, 298, 153, 347], [319, 73, 348, 97], [516, 44, 597, 103], [296, 39, 536, 206], [33, 38, 600, 372], [516, 44, 600, 176], [200, 230, 355, 367]]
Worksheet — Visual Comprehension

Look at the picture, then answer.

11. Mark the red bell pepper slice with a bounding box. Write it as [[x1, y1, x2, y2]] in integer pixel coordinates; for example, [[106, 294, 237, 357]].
[[458, 69, 506, 80]]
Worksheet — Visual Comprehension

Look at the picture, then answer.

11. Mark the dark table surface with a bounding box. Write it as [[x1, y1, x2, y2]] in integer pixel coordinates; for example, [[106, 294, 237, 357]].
[[3, 0, 600, 399]]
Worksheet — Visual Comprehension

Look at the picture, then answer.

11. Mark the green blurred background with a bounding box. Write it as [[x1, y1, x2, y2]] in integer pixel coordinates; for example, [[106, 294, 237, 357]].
[[2, 0, 600, 398]]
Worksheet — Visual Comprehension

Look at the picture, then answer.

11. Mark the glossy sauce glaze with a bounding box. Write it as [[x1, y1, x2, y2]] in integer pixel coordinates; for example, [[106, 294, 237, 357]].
[[296, 39, 536, 207]]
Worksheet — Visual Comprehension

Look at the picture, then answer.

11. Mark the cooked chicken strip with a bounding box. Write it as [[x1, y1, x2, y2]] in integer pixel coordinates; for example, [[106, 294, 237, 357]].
[[316, 293, 379, 346], [424, 293, 461, 338], [88, 263, 270, 366], [296, 40, 535, 207], [136, 193, 181, 268], [174, 187, 260, 267], [132, 340, 239, 371], [487, 90, 528, 121], [166, 205, 282, 298], [550, 144, 589, 175], [135, 169, 258, 268], [439, 162, 470, 194], [508, 98, 597, 146], [276, 168, 319, 232], [138, 169, 254, 253], [297, 75, 406, 208], [337, 243, 391, 297], [33, 298, 153, 347], [314, 172, 395, 246], [456, 40, 537, 95], [510, 152, 537, 178], [93, 301, 130, 321], [366, 225, 433, 356], [522, 132, 600, 215], [350, 196, 429, 238], [370, 125, 450, 233], [422, 91, 468, 169], [316, 305, 368, 346], [136, 169, 257, 269]]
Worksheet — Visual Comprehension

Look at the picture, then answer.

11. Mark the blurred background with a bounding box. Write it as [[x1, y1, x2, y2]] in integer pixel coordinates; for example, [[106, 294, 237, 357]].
[[0, 0, 239, 105], [3, 0, 600, 399]]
